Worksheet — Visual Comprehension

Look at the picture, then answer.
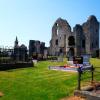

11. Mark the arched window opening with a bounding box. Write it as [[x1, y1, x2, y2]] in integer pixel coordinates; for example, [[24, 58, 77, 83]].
[[55, 39, 58, 45], [60, 48, 62, 53], [82, 39, 85, 48], [56, 23, 59, 35], [96, 40, 98, 47], [68, 36, 75, 46], [91, 43, 93, 48]]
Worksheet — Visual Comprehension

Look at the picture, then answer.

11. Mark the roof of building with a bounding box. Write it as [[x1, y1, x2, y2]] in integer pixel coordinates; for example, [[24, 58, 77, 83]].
[[20, 44, 27, 48]]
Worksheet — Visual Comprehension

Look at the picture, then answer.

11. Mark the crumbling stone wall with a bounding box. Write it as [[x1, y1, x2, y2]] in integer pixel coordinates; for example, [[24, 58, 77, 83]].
[[49, 15, 99, 57], [73, 24, 85, 56], [49, 18, 71, 56], [82, 15, 99, 57], [29, 40, 45, 58]]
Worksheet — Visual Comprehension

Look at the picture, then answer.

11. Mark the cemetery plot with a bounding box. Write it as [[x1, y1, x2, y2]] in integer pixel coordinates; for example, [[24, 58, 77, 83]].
[[0, 60, 77, 100], [49, 66, 78, 72], [0, 59, 99, 100], [49, 55, 92, 73]]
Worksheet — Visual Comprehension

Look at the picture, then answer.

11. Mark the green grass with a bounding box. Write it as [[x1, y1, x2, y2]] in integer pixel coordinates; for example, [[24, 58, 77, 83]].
[[0, 58, 100, 100]]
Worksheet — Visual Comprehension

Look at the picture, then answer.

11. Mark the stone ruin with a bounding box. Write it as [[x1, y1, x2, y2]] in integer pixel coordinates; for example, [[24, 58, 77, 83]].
[[13, 36, 28, 62], [29, 40, 48, 59], [49, 15, 99, 57]]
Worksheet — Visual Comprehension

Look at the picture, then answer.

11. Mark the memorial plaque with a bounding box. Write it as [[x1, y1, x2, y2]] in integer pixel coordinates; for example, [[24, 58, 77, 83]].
[[73, 57, 83, 64]]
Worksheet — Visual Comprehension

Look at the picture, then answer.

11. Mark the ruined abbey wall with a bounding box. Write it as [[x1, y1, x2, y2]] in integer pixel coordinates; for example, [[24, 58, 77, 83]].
[[49, 15, 99, 57]]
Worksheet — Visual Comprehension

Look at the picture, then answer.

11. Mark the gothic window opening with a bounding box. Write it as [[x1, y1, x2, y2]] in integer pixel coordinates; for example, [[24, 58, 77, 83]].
[[96, 40, 98, 47], [96, 29, 98, 33], [96, 50, 99, 57], [60, 48, 62, 53], [55, 39, 58, 45], [57, 28, 58, 35], [82, 39, 85, 48], [68, 36, 75, 46], [56, 23, 59, 35], [91, 43, 93, 48]]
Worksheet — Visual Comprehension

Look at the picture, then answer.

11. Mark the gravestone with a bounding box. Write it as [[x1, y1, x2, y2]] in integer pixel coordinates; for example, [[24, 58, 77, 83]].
[[82, 54, 90, 65], [73, 57, 83, 64], [58, 53, 63, 62]]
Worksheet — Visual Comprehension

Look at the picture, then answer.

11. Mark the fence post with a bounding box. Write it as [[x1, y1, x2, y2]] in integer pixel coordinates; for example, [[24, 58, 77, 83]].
[[91, 65, 94, 83], [77, 67, 82, 90]]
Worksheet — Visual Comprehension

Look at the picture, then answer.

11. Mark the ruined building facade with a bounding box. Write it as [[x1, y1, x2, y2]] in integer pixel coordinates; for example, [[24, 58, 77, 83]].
[[13, 37, 28, 62], [29, 40, 47, 59], [49, 15, 99, 57]]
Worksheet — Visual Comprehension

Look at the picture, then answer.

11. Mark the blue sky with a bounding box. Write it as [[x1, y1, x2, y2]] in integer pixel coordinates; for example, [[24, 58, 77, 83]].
[[0, 0, 100, 48]]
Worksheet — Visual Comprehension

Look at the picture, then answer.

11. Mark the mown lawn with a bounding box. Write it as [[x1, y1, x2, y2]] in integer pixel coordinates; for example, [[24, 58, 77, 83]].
[[0, 58, 100, 100]]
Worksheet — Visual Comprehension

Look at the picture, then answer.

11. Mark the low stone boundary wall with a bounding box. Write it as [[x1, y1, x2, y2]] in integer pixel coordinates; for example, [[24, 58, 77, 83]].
[[74, 90, 100, 100], [0, 62, 34, 71]]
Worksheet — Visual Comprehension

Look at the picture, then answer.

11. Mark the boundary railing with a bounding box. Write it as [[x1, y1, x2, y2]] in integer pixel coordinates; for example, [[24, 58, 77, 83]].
[[77, 66, 100, 90]]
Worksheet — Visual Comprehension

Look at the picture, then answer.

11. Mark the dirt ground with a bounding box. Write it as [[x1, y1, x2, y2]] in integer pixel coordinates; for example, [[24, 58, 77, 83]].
[[0, 92, 4, 97], [60, 96, 86, 100]]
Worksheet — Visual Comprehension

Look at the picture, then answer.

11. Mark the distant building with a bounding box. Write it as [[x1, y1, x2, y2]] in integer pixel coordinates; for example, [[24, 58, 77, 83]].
[[29, 40, 46, 59], [13, 37, 28, 62], [49, 15, 99, 57]]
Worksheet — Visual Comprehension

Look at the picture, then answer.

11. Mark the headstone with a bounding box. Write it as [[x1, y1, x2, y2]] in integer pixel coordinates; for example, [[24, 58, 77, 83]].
[[73, 57, 83, 64], [32, 59, 37, 64], [82, 54, 90, 65], [58, 52, 63, 62], [68, 56, 73, 61], [58, 57, 63, 62]]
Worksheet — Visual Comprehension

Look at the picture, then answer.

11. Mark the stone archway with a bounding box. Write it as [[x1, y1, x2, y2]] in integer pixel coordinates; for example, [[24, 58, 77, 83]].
[[67, 36, 75, 57], [68, 48, 74, 57]]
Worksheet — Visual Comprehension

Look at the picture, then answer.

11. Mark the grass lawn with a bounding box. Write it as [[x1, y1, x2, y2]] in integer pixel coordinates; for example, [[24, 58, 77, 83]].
[[0, 58, 100, 100]]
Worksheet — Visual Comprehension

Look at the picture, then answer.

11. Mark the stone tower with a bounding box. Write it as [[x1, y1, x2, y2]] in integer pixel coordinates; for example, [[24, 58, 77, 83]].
[[14, 36, 18, 47], [82, 15, 99, 57], [73, 24, 84, 56]]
